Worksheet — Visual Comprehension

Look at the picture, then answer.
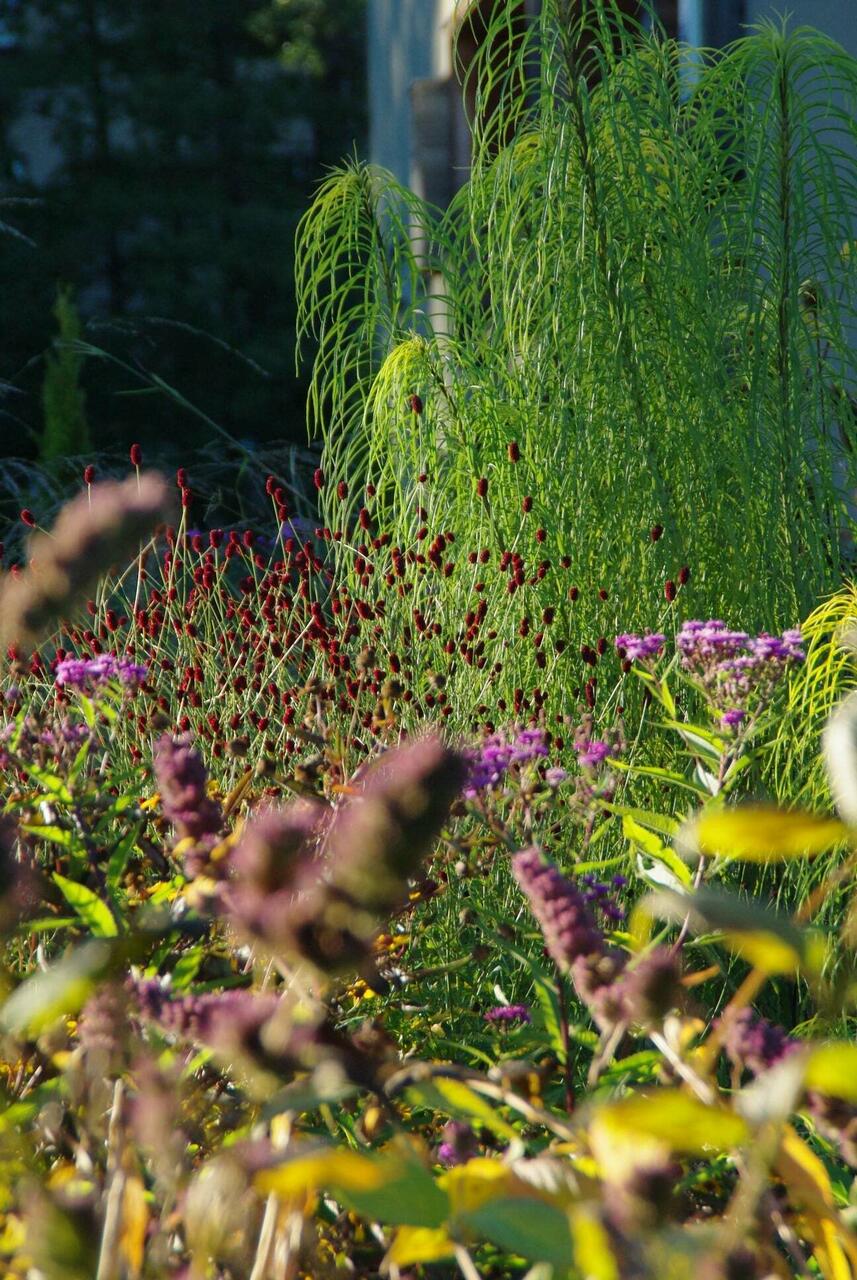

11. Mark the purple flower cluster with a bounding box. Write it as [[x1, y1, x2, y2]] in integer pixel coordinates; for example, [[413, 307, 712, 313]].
[[463, 726, 549, 796], [484, 1004, 531, 1025], [135, 979, 279, 1043], [677, 620, 750, 662], [675, 620, 805, 732], [615, 632, 666, 662], [511, 847, 604, 973], [437, 1120, 478, 1167], [574, 739, 611, 770], [153, 733, 223, 849], [580, 873, 626, 924], [55, 654, 148, 689], [722, 1008, 799, 1076]]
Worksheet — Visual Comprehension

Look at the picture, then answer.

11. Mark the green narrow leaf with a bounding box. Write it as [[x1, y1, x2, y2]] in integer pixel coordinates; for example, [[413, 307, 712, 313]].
[[52, 873, 120, 938]]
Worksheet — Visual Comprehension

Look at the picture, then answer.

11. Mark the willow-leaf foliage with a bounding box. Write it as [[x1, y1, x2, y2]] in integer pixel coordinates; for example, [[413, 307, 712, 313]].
[[296, 1, 857, 698]]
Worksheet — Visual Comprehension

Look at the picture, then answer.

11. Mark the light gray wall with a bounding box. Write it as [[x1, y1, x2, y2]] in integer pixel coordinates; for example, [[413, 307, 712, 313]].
[[368, 0, 441, 183], [745, 1, 857, 54]]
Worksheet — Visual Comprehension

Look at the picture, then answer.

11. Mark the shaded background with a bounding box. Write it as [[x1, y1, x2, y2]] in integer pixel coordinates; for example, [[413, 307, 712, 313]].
[[0, 0, 366, 461]]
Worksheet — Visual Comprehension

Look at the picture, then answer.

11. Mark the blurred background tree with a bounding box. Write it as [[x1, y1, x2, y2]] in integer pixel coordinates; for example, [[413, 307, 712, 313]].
[[0, 0, 366, 461]]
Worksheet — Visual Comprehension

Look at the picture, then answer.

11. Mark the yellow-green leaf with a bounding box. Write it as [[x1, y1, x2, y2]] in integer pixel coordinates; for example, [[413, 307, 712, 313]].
[[386, 1225, 454, 1267], [570, 1205, 618, 1280], [623, 815, 692, 888], [52, 874, 119, 938], [255, 1148, 380, 1199], [407, 1078, 517, 1141], [805, 1043, 857, 1103], [1, 940, 112, 1036], [591, 1090, 748, 1155], [688, 807, 848, 862], [256, 1146, 448, 1228]]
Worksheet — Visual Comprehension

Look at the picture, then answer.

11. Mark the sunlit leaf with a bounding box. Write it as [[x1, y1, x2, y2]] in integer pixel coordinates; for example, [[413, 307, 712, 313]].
[[256, 1146, 448, 1228], [119, 1175, 148, 1278], [1, 940, 113, 1036], [591, 1090, 747, 1155], [623, 815, 692, 888], [569, 1205, 618, 1280], [443, 1158, 517, 1217], [804, 1043, 857, 1103], [640, 887, 826, 975], [408, 1078, 517, 1141], [686, 806, 848, 862], [385, 1225, 454, 1267], [52, 874, 119, 938]]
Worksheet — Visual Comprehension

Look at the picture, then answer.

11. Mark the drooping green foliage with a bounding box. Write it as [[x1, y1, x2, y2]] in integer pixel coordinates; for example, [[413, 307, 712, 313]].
[[297, 2, 857, 658], [39, 285, 90, 463]]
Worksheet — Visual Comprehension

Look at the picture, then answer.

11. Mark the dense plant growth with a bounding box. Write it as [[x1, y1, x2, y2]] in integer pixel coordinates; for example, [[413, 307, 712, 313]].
[[3, 3, 857, 1278]]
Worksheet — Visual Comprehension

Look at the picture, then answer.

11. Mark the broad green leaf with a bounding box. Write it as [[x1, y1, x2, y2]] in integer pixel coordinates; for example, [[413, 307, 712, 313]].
[[20, 764, 73, 803], [169, 947, 205, 992], [686, 807, 848, 862], [591, 1090, 747, 1155], [106, 825, 142, 889], [407, 1078, 517, 1141], [609, 760, 704, 796], [1, 940, 113, 1035], [661, 720, 724, 763], [465, 1197, 574, 1270], [606, 805, 680, 838], [52, 874, 119, 938]]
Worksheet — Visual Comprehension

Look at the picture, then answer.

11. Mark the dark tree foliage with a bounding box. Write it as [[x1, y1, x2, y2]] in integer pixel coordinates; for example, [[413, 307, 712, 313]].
[[0, 0, 366, 457]]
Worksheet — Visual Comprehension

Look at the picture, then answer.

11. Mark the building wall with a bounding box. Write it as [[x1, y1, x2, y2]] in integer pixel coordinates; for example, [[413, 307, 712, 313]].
[[746, 1, 856, 55], [367, 0, 457, 188], [368, 0, 857, 194]]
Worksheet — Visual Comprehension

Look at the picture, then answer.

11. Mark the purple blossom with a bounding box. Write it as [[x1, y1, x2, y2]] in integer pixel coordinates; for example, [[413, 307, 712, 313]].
[[722, 1009, 800, 1076], [437, 1121, 478, 1167], [580, 874, 626, 923], [153, 733, 223, 846], [512, 847, 605, 973], [615, 632, 666, 662], [484, 1004, 531, 1025], [720, 708, 746, 729], [463, 726, 549, 796], [677, 620, 749, 664], [56, 654, 148, 689], [748, 630, 805, 663], [574, 739, 611, 769]]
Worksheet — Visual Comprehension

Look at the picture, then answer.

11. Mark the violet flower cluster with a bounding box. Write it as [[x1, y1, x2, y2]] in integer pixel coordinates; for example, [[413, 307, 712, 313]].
[[615, 632, 666, 662], [617, 619, 805, 733], [55, 654, 148, 690], [484, 1004, 531, 1025], [723, 1008, 857, 1166], [463, 726, 549, 796]]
